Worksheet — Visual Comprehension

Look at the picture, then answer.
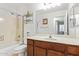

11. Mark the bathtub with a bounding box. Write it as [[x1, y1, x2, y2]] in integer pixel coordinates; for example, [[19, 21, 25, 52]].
[[0, 42, 26, 56]]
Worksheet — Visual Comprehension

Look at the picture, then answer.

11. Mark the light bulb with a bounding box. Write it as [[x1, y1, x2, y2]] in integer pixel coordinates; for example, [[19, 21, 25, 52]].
[[41, 3, 62, 10], [0, 18, 4, 21]]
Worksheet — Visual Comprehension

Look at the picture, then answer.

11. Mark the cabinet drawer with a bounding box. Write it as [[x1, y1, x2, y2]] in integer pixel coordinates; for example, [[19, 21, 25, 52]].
[[34, 40, 49, 49], [47, 50, 64, 56], [27, 39, 33, 45], [48, 42, 65, 52], [67, 46, 79, 55]]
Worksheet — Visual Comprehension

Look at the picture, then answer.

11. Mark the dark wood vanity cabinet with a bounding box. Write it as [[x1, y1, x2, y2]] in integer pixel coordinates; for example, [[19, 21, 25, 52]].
[[47, 50, 64, 56], [27, 39, 34, 56], [46, 42, 65, 56], [34, 47, 46, 56], [27, 45, 33, 56], [66, 45, 79, 56], [27, 39, 79, 56], [34, 40, 47, 56], [34, 40, 65, 56]]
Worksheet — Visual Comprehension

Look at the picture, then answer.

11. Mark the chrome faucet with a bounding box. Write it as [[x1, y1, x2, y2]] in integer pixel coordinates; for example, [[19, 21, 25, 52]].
[[49, 34, 56, 40], [49, 34, 52, 38], [49, 35, 52, 38]]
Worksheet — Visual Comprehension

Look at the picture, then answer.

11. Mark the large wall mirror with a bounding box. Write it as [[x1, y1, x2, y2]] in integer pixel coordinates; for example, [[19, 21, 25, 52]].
[[35, 3, 69, 35]]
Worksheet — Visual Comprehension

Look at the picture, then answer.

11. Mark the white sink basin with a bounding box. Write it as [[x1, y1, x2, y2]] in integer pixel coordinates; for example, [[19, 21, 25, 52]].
[[28, 35, 79, 46], [31, 36, 49, 39]]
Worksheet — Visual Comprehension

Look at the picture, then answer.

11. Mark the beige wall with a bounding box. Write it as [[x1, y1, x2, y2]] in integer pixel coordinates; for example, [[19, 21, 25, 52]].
[[0, 15, 16, 47], [0, 14, 23, 47]]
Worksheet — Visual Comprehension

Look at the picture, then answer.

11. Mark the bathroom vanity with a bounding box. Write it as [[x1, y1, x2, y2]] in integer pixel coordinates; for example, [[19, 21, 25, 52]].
[[27, 36, 79, 56]]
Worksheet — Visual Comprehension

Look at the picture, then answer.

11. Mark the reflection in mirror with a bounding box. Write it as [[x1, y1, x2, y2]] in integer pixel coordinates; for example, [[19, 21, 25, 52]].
[[54, 16, 65, 35]]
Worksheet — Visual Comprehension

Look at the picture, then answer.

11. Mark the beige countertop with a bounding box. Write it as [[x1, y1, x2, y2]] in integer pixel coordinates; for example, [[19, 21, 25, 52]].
[[27, 35, 79, 46]]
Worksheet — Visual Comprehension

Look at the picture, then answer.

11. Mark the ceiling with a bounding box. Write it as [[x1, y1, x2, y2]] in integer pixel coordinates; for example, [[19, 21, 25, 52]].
[[0, 3, 79, 15], [0, 3, 40, 15], [36, 3, 69, 14]]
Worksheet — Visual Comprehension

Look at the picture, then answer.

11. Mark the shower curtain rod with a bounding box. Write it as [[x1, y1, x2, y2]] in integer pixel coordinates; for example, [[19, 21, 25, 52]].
[[0, 8, 22, 16]]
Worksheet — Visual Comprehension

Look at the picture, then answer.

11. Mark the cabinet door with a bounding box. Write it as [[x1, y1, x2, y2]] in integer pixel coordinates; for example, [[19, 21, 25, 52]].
[[67, 46, 79, 55], [47, 50, 64, 56], [34, 47, 46, 56], [27, 45, 33, 56]]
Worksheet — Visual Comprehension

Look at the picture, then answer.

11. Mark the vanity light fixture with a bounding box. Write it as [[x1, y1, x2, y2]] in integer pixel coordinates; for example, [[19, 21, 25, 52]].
[[42, 3, 62, 10]]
